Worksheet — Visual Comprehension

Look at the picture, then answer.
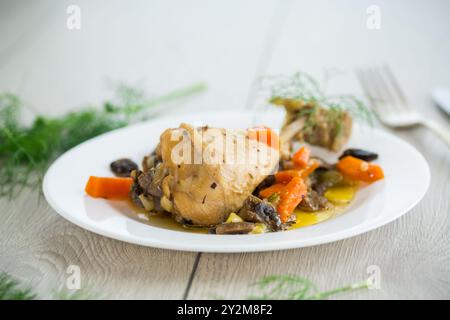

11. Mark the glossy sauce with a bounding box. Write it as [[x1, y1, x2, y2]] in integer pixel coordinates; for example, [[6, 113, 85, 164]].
[[290, 184, 357, 230], [134, 185, 357, 234], [144, 211, 209, 234], [135, 204, 350, 234], [289, 204, 348, 230]]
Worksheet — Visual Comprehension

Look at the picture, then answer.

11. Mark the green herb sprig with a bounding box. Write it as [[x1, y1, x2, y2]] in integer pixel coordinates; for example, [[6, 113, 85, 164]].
[[248, 275, 368, 300], [0, 273, 36, 300], [0, 272, 367, 300], [262, 71, 374, 125], [0, 83, 206, 198]]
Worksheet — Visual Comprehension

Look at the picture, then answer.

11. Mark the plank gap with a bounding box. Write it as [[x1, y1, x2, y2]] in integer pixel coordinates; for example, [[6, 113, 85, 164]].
[[182, 252, 202, 300]]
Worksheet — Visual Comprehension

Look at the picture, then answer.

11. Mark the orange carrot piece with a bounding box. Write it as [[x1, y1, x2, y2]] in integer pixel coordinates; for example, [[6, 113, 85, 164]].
[[336, 156, 384, 183], [259, 183, 285, 199], [275, 163, 318, 184], [292, 146, 311, 169], [85, 176, 133, 199], [248, 127, 280, 150], [301, 160, 319, 178], [277, 177, 307, 222], [275, 170, 302, 184]]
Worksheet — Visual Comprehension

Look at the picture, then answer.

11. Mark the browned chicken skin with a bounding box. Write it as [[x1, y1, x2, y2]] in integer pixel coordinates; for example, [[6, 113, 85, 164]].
[[157, 123, 279, 226]]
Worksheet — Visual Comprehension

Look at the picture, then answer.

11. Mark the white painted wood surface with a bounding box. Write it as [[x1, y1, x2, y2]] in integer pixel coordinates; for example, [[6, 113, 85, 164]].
[[0, 0, 449, 299]]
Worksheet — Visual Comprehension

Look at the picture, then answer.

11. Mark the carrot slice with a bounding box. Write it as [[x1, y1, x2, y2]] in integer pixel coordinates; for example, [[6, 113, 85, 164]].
[[275, 161, 319, 185], [277, 177, 307, 222], [259, 183, 285, 199], [292, 146, 311, 169], [275, 170, 302, 184], [248, 127, 279, 150], [336, 156, 384, 183], [301, 160, 319, 178], [85, 176, 133, 199]]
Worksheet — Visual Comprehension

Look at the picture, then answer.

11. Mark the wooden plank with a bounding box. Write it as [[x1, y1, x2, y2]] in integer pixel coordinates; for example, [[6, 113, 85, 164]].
[[188, 0, 450, 299], [188, 127, 450, 299], [0, 189, 197, 299], [0, 0, 282, 299], [0, 0, 280, 116], [1, 0, 449, 300]]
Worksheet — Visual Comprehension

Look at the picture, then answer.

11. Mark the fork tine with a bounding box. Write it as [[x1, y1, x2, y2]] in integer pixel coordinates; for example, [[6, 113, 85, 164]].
[[376, 66, 408, 112], [371, 67, 406, 112], [356, 68, 385, 113], [357, 68, 390, 115], [355, 68, 372, 99], [382, 65, 408, 106], [370, 68, 392, 102]]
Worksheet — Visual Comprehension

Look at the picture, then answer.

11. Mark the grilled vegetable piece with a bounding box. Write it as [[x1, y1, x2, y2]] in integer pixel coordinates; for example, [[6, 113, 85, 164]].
[[277, 177, 307, 222], [85, 176, 133, 199], [214, 222, 256, 235], [238, 195, 283, 231], [275, 170, 302, 184], [142, 153, 162, 172], [298, 190, 329, 212], [252, 174, 276, 196], [138, 194, 155, 211], [311, 169, 343, 196], [129, 168, 166, 211], [292, 146, 310, 169], [274, 161, 319, 184], [336, 156, 384, 183], [136, 163, 166, 198], [324, 186, 355, 204], [259, 183, 285, 199], [225, 212, 244, 223], [110, 158, 138, 177], [339, 148, 378, 161], [301, 161, 320, 178], [250, 223, 268, 234]]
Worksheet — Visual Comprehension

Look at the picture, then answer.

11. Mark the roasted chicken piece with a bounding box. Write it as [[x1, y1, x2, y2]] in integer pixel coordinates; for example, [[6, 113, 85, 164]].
[[274, 99, 352, 159], [156, 123, 279, 226]]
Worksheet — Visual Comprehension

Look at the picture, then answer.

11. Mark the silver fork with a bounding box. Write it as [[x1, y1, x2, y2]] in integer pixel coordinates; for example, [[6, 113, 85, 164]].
[[356, 65, 450, 148]]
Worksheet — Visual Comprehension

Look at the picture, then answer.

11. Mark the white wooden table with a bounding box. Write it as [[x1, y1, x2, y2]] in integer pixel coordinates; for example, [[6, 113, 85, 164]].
[[0, 0, 449, 299]]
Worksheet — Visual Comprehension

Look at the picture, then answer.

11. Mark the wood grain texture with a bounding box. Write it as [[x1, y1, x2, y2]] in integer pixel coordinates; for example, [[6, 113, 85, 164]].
[[188, 0, 450, 300], [0, 189, 197, 299], [1, 0, 449, 300], [0, 0, 279, 299], [188, 127, 450, 300]]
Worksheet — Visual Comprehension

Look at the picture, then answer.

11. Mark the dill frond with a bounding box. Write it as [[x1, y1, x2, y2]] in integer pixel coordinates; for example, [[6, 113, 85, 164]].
[[247, 275, 368, 300], [248, 275, 318, 300], [0, 83, 206, 199], [53, 288, 99, 300], [0, 273, 36, 300], [265, 71, 374, 124]]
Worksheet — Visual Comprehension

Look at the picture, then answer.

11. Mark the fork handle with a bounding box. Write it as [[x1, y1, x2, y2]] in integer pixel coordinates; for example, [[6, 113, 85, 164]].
[[422, 120, 450, 148]]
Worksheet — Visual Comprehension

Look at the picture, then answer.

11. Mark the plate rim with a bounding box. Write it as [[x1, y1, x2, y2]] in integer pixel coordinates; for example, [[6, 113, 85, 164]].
[[42, 110, 431, 253]]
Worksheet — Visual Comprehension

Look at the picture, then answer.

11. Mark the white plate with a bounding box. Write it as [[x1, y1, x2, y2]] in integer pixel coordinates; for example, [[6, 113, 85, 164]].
[[43, 110, 430, 252]]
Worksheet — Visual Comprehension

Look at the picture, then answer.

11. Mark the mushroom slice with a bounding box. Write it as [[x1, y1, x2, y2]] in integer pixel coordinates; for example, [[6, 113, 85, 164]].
[[137, 163, 166, 198], [110, 158, 138, 177], [238, 195, 283, 231], [214, 222, 255, 235], [297, 190, 329, 212]]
